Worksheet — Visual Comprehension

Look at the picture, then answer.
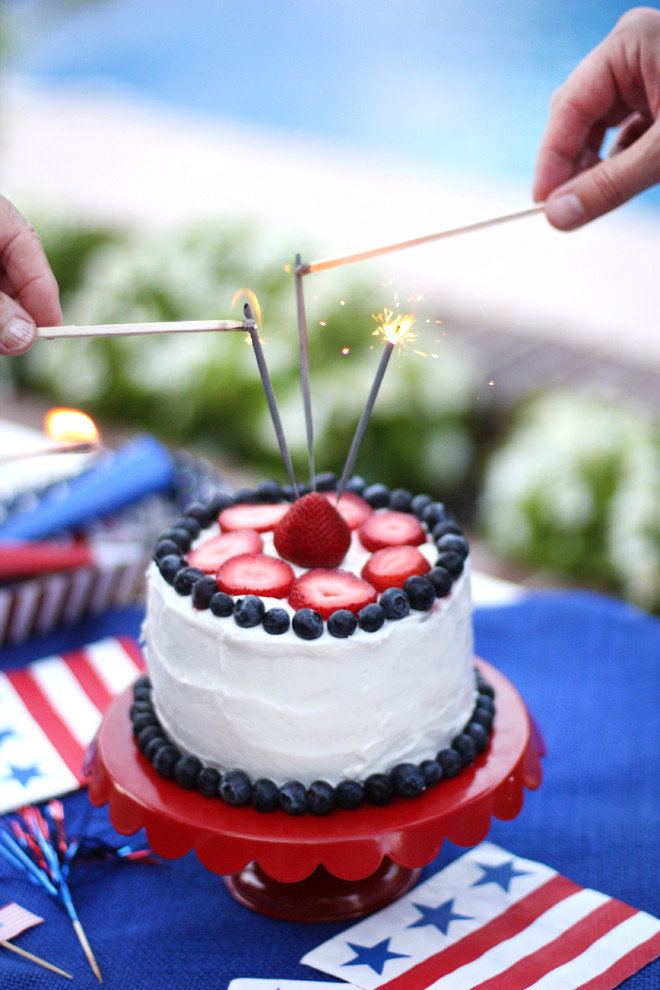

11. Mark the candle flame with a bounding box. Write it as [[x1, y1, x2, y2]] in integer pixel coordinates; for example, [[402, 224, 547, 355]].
[[44, 408, 99, 445], [231, 288, 262, 327], [373, 308, 416, 348]]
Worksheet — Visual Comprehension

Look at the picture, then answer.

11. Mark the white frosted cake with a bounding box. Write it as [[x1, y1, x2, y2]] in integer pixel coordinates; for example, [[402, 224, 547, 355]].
[[132, 477, 495, 815]]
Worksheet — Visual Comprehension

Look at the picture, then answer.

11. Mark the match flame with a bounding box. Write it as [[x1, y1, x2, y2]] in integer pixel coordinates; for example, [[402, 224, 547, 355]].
[[44, 408, 99, 446], [231, 288, 262, 327], [373, 308, 416, 348]]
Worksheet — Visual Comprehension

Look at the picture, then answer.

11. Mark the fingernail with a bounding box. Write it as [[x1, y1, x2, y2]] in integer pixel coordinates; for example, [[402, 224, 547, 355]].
[[0, 317, 35, 354], [546, 192, 585, 230]]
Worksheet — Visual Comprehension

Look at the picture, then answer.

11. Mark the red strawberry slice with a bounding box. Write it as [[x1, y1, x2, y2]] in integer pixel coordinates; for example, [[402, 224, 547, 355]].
[[358, 510, 426, 552], [323, 491, 373, 530], [218, 502, 289, 533], [362, 545, 431, 593], [216, 553, 294, 598], [274, 492, 351, 568], [187, 529, 263, 573], [289, 568, 377, 620]]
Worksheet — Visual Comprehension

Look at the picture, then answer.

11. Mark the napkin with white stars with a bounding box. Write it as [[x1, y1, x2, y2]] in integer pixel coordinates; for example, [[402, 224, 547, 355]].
[[231, 842, 660, 990]]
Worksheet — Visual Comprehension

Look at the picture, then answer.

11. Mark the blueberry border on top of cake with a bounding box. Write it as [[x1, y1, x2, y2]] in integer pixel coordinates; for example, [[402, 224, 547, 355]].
[[130, 669, 495, 815], [150, 473, 470, 639]]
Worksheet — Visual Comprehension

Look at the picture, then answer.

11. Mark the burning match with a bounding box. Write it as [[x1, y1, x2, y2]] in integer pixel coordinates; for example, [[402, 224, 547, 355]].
[[0, 408, 100, 465]]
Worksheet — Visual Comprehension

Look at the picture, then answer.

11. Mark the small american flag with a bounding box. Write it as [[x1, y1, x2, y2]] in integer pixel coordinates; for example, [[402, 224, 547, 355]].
[[0, 635, 144, 814], [0, 902, 43, 943], [302, 842, 660, 990]]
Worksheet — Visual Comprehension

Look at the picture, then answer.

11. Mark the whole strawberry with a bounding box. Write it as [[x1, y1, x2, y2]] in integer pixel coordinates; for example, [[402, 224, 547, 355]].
[[273, 492, 351, 568]]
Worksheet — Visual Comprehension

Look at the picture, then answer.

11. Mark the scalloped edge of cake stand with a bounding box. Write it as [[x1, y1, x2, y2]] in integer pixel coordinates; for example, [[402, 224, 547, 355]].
[[86, 658, 543, 920]]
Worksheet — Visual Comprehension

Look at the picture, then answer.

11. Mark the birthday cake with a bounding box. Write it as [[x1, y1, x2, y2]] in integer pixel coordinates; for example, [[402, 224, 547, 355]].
[[132, 475, 495, 814]]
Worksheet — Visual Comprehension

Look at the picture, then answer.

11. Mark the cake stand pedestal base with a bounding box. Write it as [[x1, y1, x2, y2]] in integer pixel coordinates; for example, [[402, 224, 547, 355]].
[[224, 860, 422, 922], [87, 658, 544, 921]]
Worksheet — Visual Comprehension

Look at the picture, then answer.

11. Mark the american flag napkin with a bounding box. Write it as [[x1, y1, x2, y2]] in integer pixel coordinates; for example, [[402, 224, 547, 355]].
[[302, 842, 660, 990], [0, 902, 43, 942], [0, 636, 144, 814]]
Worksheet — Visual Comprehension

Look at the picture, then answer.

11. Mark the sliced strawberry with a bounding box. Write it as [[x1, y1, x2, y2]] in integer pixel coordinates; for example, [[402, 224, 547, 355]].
[[358, 510, 426, 552], [323, 491, 373, 530], [289, 568, 377, 620], [362, 545, 431, 593], [216, 553, 294, 598], [187, 529, 263, 573], [274, 492, 351, 568], [218, 502, 289, 533]]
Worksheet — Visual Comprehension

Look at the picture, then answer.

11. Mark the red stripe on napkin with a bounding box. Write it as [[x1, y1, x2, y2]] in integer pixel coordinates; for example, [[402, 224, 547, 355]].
[[580, 930, 660, 990], [62, 649, 115, 713], [5, 668, 86, 781], [117, 634, 146, 671]]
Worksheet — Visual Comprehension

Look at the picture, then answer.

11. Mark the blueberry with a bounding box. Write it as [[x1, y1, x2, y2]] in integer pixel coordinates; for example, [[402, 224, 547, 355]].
[[280, 484, 298, 502], [403, 575, 436, 610], [158, 554, 184, 585], [174, 566, 205, 596], [132, 686, 152, 702], [435, 551, 464, 578], [197, 767, 221, 797], [313, 471, 338, 492], [154, 538, 183, 562], [452, 733, 477, 767], [432, 520, 464, 541], [344, 475, 367, 495], [159, 527, 193, 553], [436, 533, 470, 559], [131, 711, 158, 733], [390, 762, 425, 798], [145, 735, 168, 762], [292, 608, 324, 640], [172, 514, 202, 538], [307, 780, 336, 815], [136, 725, 163, 753], [252, 778, 280, 812], [207, 492, 235, 515], [256, 479, 284, 502], [364, 773, 394, 806], [262, 607, 290, 635], [209, 591, 234, 617], [130, 700, 153, 717], [476, 693, 495, 712], [358, 602, 385, 632], [437, 747, 463, 778], [191, 576, 219, 609], [184, 502, 214, 528], [133, 674, 150, 692], [422, 501, 447, 527], [233, 487, 259, 504], [466, 721, 490, 753], [174, 755, 203, 790], [279, 780, 308, 815], [362, 483, 390, 508], [410, 493, 432, 518], [379, 587, 410, 620], [471, 706, 494, 732], [477, 679, 495, 700], [335, 779, 364, 809], [219, 769, 252, 806], [234, 595, 265, 628], [389, 488, 413, 512], [153, 744, 181, 779], [428, 566, 453, 598], [327, 609, 358, 638], [420, 759, 442, 787]]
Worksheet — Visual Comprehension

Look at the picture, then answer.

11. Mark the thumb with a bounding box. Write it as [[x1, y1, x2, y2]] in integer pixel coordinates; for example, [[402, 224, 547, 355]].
[[545, 121, 660, 230], [0, 294, 37, 356]]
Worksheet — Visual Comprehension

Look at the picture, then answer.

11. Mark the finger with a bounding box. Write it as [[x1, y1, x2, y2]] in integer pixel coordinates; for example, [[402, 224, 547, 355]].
[[0, 293, 37, 355], [544, 120, 660, 229], [0, 197, 62, 327], [609, 112, 653, 157]]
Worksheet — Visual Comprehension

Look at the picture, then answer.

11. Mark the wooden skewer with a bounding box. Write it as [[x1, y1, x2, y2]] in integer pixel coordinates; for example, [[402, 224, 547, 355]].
[[36, 319, 247, 340], [297, 204, 546, 275], [1, 939, 73, 979], [71, 918, 103, 983]]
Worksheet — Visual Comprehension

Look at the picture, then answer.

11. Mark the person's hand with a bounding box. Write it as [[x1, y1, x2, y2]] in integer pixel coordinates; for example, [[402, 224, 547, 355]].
[[0, 196, 61, 355], [534, 7, 660, 229]]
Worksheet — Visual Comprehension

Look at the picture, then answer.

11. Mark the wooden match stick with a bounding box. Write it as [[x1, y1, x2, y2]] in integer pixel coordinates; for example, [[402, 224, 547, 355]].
[[1, 939, 73, 979], [297, 204, 546, 275], [36, 319, 247, 340], [0, 442, 99, 465]]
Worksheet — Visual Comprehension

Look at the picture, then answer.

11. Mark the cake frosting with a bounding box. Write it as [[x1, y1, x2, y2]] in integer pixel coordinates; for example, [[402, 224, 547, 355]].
[[134, 479, 493, 813]]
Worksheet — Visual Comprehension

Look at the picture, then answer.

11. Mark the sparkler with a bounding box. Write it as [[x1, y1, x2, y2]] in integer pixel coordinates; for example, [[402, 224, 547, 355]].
[[336, 310, 415, 498], [295, 253, 315, 486]]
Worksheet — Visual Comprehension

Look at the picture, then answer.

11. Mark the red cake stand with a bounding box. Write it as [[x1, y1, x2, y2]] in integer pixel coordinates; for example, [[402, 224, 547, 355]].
[[87, 658, 543, 922]]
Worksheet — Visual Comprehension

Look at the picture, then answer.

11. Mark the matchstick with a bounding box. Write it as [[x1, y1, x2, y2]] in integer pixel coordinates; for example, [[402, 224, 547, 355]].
[[0, 442, 99, 465], [297, 204, 546, 275], [36, 319, 248, 340], [1, 939, 73, 979]]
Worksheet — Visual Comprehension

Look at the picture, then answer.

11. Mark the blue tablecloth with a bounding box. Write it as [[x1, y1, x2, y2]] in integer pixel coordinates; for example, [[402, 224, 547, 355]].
[[1, 590, 658, 988]]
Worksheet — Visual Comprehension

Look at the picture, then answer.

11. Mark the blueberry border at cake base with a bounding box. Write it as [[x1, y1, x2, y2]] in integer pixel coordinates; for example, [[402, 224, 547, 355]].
[[86, 658, 544, 921]]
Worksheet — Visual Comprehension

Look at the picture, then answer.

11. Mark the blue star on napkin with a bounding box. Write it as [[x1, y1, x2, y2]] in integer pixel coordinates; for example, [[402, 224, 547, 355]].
[[407, 899, 473, 934], [341, 938, 410, 975]]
